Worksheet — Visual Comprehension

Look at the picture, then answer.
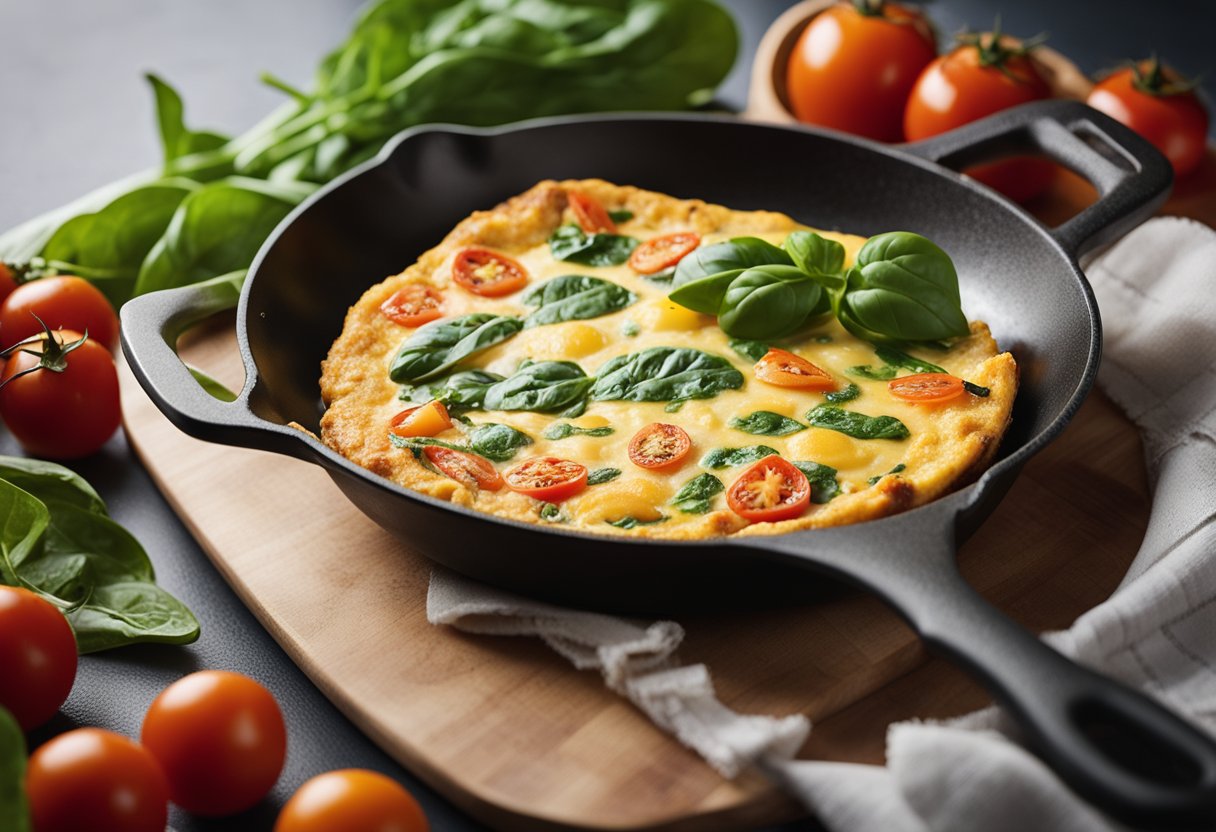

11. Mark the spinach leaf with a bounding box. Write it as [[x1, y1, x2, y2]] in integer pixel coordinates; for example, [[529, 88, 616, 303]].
[[548, 225, 638, 267], [428, 369, 506, 408], [783, 231, 846, 283], [701, 445, 779, 469], [717, 265, 823, 339], [729, 411, 806, 437], [792, 461, 841, 504], [664, 400, 686, 413], [483, 360, 593, 412], [729, 338, 769, 363], [587, 467, 622, 486], [606, 515, 667, 530], [188, 365, 238, 402], [608, 209, 634, 223], [465, 423, 533, 462], [544, 423, 615, 440], [591, 347, 743, 403], [825, 383, 861, 403], [874, 345, 947, 375], [868, 463, 907, 485], [670, 473, 723, 514], [847, 364, 898, 381], [0, 707, 29, 832], [147, 74, 229, 163], [805, 405, 910, 440], [539, 502, 565, 522], [390, 314, 522, 383], [523, 275, 636, 328], [641, 267, 676, 287]]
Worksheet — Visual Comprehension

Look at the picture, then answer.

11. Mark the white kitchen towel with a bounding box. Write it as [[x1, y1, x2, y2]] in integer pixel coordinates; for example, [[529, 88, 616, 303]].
[[427, 216, 1216, 830]]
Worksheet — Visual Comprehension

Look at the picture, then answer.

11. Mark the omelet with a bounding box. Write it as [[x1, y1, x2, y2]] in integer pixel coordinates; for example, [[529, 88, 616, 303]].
[[319, 180, 1017, 539]]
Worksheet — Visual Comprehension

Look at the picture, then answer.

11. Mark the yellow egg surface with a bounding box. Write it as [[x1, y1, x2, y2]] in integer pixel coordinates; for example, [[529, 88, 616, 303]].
[[319, 180, 1017, 539]]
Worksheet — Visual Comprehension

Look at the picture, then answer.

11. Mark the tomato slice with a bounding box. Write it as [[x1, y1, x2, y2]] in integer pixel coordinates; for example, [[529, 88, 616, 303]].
[[627, 423, 692, 470], [726, 457, 811, 523], [888, 373, 966, 403], [380, 284, 443, 327], [629, 232, 701, 274], [390, 401, 452, 438], [754, 348, 836, 390], [504, 457, 588, 502], [423, 446, 504, 491], [567, 191, 617, 234], [452, 248, 529, 297]]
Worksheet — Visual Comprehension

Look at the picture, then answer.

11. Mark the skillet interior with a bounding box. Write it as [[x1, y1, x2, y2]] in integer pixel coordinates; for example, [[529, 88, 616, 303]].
[[242, 115, 1095, 609]]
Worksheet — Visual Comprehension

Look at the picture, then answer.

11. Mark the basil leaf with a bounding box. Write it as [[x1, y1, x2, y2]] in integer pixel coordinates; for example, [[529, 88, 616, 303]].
[[847, 364, 898, 380], [548, 225, 638, 267], [664, 400, 686, 413], [390, 314, 522, 383], [868, 463, 907, 485], [188, 365, 237, 402], [668, 237, 792, 314], [642, 267, 676, 286], [608, 209, 634, 223], [466, 423, 533, 462], [606, 515, 667, 530], [483, 360, 593, 412], [701, 445, 779, 469], [587, 467, 622, 486], [838, 232, 969, 342], [874, 345, 947, 374], [0, 457, 106, 515], [523, 275, 636, 328], [729, 411, 806, 436], [670, 473, 723, 514], [728, 338, 769, 363], [430, 370, 505, 408], [792, 461, 841, 504], [591, 347, 743, 403], [825, 383, 861, 403], [147, 74, 229, 163], [0, 707, 29, 832], [805, 405, 910, 440], [783, 231, 846, 285], [717, 265, 823, 339], [544, 423, 615, 440]]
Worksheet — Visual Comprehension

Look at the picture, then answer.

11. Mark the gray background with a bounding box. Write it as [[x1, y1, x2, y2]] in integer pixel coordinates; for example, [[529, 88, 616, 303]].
[[1, 1, 1211, 830]]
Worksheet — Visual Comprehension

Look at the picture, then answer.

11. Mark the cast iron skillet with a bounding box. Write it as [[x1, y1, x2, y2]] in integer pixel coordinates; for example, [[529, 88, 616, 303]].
[[122, 100, 1216, 828]]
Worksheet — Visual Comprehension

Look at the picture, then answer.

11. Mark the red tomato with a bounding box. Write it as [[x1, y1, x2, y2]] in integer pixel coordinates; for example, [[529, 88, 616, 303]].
[[0, 262, 18, 306], [424, 446, 504, 491], [140, 670, 287, 816], [27, 728, 169, 832], [627, 423, 692, 470], [904, 33, 1054, 202], [0, 275, 118, 351], [1087, 59, 1208, 178], [0, 329, 121, 459], [629, 232, 701, 274], [505, 457, 588, 502], [274, 769, 429, 832], [452, 248, 529, 297], [888, 372, 965, 403], [390, 401, 453, 438], [786, 1, 936, 142], [0, 586, 76, 731], [567, 191, 617, 234], [754, 348, 836, 390], [381, 285, 444, 327], [726, 457, 811, 523]]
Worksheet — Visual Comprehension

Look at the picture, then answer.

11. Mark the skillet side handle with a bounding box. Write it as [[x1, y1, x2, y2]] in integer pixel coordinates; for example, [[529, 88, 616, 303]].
[[120, 280, 315, 461], [902, 99, 1173, 259]]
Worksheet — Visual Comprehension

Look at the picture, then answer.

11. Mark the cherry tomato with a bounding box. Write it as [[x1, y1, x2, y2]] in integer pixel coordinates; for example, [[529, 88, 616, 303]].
[[0, 586, 76, 731], [0, 329, 121, 459], [275, 769, 429, 832], [505, 457, 588, 502], [567, 191, 617, 234], [1087, 59, 1209, 178], [140, 670, 287, 817], [627, 423, 692, 470], [754, 348, 836, 390], [904, 33, 1054, 202], [424, 446, 504, 491], [726, 457, 811, 523], [381, 284, 444, 327], [786, 1, 936, 142], [629, 232, 701, 274], [0, 263, 18, 306], [27, 728, 169, 832], [452, 248, 529, 297], [888, 372, 965, 403], [0, 275, 118, 351], [390, 401, 453, 438]]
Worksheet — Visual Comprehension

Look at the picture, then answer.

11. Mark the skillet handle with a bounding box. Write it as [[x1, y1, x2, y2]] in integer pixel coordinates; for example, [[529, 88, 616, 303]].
[[120, 277, 315, 461], [901, 99, 1173, 258]]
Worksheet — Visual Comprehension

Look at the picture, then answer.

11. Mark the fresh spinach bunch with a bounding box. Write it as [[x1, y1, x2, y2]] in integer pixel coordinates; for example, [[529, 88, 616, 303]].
[[591, 347, 744, 403], [0, 457, 200, 653], [390, 314, 523, 383], [523, 275, 636, 327]]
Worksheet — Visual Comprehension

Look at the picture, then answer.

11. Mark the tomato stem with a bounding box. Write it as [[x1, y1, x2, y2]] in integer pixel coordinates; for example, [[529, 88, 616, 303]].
[[0, 315, 91, 390], [956, 16, 1047, 82], [1129, 54, 1200, 97], [850, 0, 886, 17]]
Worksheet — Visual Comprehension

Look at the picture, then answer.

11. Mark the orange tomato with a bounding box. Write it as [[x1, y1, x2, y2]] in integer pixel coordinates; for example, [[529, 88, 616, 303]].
[[275, 769, 429, 832], [390, 401, 453, 438], [754, 348, 836, 390]]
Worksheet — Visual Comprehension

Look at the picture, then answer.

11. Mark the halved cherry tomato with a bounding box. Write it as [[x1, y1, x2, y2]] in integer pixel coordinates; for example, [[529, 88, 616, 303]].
[[505, 457, 588, 502], [452, 248, 528, 297], [629, 232, 701, 274], [381, 284, 444, 327], [754, 348, 836, 391], [726, 457, 811, 523], [567, 191, 617, 234], [888, 372, 966, 403], [627, 423, 692, 470], [424, 446, 504, 491], [390, 401, 452, 438], [274, 769, 428, 832], [0, 586, 77, 731]]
